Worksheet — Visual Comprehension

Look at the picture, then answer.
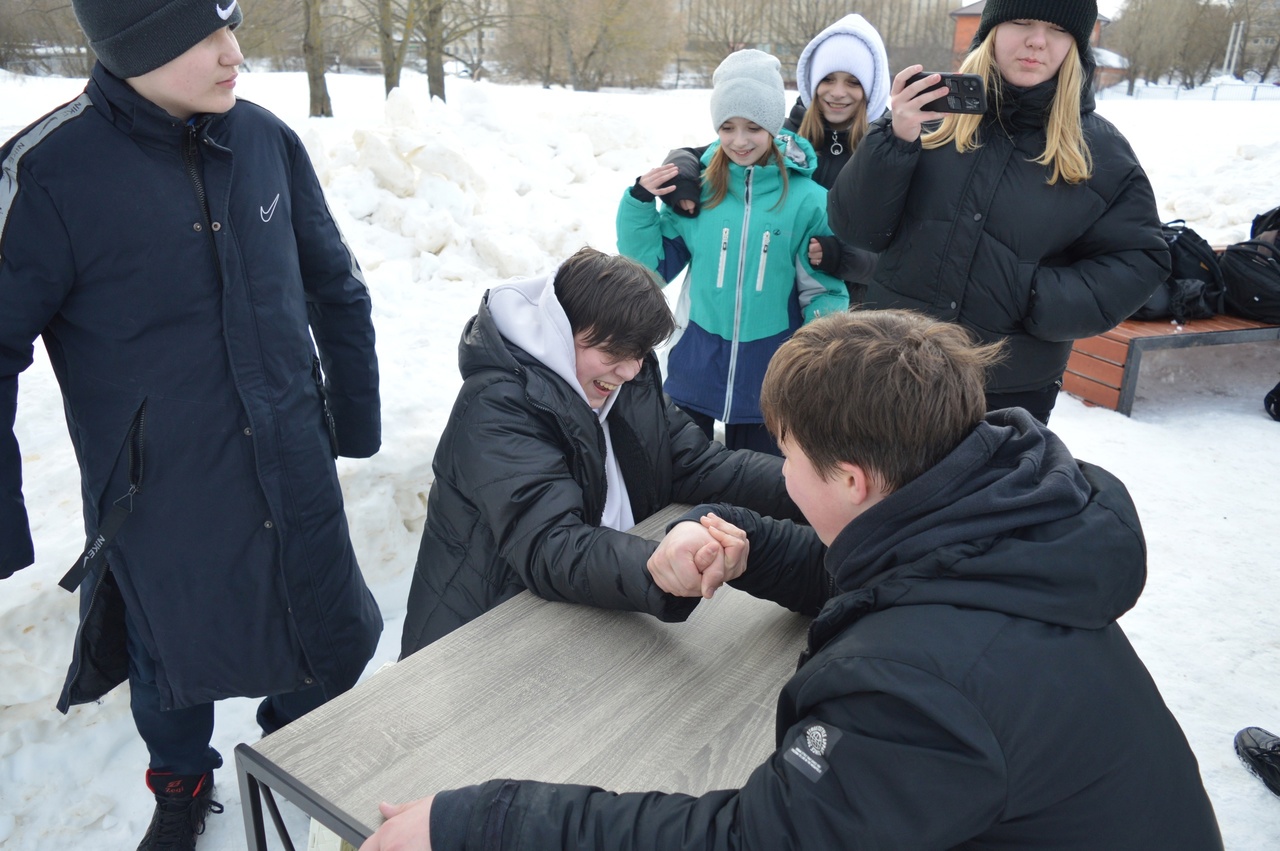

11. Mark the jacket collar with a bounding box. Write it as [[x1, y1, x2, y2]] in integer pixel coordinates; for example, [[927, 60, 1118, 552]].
[[805, 408, 1145, 656], [88, 61, 226, 144]]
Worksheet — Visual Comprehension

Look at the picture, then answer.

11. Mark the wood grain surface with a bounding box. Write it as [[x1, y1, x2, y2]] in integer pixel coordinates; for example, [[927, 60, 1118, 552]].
[[250, 504, 810, 830]]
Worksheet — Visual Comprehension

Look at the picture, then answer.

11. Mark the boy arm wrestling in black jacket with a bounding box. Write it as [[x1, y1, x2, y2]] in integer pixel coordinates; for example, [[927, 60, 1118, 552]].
[[364, 309, 1221, 851], [399, 247, 801, 657]]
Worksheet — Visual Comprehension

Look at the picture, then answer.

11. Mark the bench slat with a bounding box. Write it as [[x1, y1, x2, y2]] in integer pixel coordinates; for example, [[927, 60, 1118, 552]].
[[1064, 351, 1124, 388], [1064, 314, 1280, 416], [1070, 333, 1129, 365], [1062, 371, 1122, 410]]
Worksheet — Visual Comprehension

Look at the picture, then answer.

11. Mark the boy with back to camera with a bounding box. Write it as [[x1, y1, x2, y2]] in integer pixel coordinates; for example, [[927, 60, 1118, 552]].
[[0, 1, 382, 848], [364, 309, 1221, 850]]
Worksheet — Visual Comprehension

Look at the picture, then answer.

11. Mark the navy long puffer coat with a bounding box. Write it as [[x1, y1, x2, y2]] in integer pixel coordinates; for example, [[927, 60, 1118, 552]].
[[0, 64, 382, 712]]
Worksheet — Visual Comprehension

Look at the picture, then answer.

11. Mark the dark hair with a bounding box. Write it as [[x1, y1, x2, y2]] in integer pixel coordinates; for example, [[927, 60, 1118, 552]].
[[553, 247, 676, 359], [760, 310, 1005, 492]]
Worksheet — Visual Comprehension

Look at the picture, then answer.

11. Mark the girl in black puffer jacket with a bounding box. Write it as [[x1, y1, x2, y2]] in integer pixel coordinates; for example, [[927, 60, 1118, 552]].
[[829, 0, 1169, 423]]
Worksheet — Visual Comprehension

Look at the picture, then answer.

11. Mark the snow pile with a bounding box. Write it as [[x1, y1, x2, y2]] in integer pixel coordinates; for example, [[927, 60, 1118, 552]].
[[1, 69, 1279, 850]]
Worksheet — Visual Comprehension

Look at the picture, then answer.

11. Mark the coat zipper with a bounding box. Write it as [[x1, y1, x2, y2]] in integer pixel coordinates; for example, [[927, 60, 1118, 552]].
[[184, 125, 211, 228], [525, 387, 607, 525], [61, 566, 111, 702], [716, 228, 729, 288], [183, 123, 226, 285], [755, 230, 770, 292], [722, 167, 752, 421], [58, 401, 147, 592]]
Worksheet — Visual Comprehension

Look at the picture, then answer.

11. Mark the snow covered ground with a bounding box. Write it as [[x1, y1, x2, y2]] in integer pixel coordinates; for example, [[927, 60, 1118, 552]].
[[1, 68, 1278, 849]]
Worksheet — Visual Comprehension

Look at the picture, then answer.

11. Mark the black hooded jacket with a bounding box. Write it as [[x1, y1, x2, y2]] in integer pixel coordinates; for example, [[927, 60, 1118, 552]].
[[828, 70, 1170, 393], [427, 409, 1221, 850], [399, 282, 801, 657]]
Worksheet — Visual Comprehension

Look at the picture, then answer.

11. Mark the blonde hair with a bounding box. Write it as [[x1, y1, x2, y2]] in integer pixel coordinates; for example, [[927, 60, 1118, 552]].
[[702, 141, 789, 211], [797, 84, 869, 154], [921, 31, 1092, 185]]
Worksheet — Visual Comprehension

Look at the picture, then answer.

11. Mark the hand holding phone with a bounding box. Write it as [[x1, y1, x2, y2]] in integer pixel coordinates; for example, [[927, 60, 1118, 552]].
[[905, 72, 987, 114]]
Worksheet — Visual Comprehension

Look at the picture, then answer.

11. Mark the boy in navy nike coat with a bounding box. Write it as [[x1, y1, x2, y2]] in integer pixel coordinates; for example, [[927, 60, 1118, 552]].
[[0, 1, 381, 846]]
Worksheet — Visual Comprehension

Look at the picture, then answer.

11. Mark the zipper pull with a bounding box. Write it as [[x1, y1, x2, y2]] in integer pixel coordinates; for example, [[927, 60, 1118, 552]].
[[756, 231, 770, 292]]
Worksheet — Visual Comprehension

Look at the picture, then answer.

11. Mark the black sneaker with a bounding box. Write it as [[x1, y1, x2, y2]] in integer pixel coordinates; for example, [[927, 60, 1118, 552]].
[[137, 770, 224, 850], [1235, 727, 1280, 797]]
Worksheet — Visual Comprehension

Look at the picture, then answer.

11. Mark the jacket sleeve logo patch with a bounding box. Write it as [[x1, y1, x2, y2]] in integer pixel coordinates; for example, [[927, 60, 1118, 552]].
[[783, 721, 842, 782]]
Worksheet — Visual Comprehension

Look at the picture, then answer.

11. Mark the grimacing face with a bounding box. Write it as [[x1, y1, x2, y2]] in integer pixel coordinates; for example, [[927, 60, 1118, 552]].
[[573, 333, 643, 409]]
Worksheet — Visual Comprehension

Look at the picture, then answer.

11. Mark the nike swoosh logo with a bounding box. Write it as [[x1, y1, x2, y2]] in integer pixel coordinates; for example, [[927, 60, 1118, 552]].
[[216, 0, 238, 21], [260, 193, 280, 222]]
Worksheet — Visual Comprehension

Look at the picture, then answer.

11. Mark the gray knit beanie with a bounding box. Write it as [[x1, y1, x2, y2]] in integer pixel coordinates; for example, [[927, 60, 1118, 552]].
[[710, 49, 786, 137], [977, 0, 1097, 56], [72, 0, 244, 79]]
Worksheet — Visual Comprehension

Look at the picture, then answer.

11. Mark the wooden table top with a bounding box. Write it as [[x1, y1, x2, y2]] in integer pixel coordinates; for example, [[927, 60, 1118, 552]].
[[244, 504, 811, 835]]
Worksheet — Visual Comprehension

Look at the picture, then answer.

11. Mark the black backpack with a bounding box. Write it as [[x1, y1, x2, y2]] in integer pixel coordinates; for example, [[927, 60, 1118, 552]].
[[1131, 220, 1225, 323], [1221, 239, 1280, 324], [1252, 204, 1280, 241]]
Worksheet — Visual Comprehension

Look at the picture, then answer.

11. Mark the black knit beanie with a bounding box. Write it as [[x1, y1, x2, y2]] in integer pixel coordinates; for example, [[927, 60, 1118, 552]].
[[72, 0, 243, 79], [977, 0, 1097, 56]]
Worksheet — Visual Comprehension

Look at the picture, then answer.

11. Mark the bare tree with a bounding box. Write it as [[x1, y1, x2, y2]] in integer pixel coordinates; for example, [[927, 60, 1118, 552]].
[[444, 0, 499, 82], [1228, 0, 1280, 80], [0, 0, 92, 76], [862, 0, 954, 75], [303, 0, 333, 115], [682, 0, 769, 69], [1172, 2, 1233, 86], [755, 0, 956, 85], [495, 0, 676, 90], [372, 0, 423, 93], [765, 0, 852, 81], [493, 0, 560, 85], [235, 0, 307, 71], [1109, 0, 1190, 92]]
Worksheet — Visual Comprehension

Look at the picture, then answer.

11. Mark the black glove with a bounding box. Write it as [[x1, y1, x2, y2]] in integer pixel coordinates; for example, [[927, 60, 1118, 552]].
[[660, 176, 702, 218], [629, 177, 657, 203], [811, 234, 843, 275]]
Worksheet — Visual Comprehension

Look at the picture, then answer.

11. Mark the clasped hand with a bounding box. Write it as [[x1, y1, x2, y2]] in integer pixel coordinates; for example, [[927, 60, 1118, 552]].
[[646, 512, 749, 599]]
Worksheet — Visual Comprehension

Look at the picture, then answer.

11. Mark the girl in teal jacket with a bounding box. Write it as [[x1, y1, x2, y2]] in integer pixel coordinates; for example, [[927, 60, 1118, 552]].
[[617, 49, 847, 454]]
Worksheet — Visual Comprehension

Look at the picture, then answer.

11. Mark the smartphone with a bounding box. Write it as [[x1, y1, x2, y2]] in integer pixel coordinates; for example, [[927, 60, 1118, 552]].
[[905, 72, 987, 114]]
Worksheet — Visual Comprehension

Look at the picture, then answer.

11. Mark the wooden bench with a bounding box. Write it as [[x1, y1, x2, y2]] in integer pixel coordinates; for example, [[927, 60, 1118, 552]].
[[1063, 314, 1280, 415]]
